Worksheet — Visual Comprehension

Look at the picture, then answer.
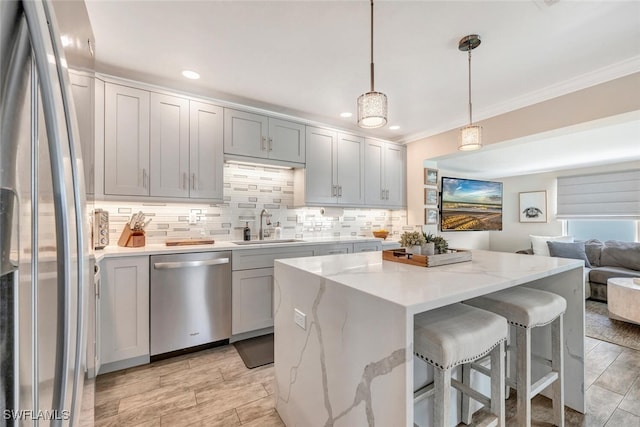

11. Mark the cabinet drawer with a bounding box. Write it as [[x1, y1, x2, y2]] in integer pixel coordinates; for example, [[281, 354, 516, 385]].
[[353, 242, 382, 252], [314, 243, 352, 256], [232, 247, 315, 270]]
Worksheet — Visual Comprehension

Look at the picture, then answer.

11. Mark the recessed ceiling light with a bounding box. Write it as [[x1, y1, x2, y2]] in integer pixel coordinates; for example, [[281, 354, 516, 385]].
[[389, 125, 400, 130], [340, 112, 353, 118], [182, 70, 200, 80]]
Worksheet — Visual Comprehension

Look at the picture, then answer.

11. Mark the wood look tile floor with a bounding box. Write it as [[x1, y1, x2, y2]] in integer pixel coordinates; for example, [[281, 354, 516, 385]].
[[94, 336, 640, 427]]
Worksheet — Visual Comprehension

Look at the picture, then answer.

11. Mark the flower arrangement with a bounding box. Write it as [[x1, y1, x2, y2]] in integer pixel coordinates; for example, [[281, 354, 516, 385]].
[[399, 231, 426, 248]]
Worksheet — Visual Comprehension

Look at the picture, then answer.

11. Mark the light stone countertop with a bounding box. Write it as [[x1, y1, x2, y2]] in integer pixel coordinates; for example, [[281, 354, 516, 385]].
[[276, 249, 584, 315], [273, 249, 586, 426], [93, 236, 386, 261]]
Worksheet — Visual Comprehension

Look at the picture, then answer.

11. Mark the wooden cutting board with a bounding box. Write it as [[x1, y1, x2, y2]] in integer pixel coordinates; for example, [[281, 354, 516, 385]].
[[165, 239, 215, 246]]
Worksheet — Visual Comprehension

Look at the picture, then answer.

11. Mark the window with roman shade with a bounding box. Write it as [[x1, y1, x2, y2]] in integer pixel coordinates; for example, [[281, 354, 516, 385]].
[[556, 169, 640, 219]]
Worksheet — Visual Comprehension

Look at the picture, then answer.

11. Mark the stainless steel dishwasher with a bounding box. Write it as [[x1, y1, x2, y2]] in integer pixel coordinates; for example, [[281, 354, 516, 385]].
[[150, 251, 231, 356]]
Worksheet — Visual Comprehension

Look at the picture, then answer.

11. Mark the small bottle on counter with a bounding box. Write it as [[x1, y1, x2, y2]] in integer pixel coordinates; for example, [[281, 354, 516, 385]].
[[243, 222, 251, 241], [274, 221, 282, 239]]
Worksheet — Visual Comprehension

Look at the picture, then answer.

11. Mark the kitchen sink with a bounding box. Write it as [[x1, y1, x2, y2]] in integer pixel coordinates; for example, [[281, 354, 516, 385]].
[[232, 239, 305, 245]]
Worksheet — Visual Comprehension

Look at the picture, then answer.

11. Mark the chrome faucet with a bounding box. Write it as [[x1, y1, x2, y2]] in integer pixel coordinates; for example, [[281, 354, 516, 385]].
[[259, 209, 271, 240]]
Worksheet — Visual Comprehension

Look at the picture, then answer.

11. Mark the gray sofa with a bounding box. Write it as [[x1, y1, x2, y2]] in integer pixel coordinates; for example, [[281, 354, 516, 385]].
[[517, 240, 640, 302]]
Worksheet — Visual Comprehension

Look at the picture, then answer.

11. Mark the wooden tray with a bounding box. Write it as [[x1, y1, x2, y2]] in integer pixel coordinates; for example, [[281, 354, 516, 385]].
[[165, 238, 215, 246], [382, 248, 472, 267]]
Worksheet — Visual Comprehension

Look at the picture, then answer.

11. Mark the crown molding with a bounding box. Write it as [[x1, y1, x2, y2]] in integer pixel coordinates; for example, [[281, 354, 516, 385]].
[[401, 56, 640, 145]]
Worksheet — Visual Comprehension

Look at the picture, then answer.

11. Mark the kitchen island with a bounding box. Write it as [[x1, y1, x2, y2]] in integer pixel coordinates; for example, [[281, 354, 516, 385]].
[[273, 250, 585, 426]]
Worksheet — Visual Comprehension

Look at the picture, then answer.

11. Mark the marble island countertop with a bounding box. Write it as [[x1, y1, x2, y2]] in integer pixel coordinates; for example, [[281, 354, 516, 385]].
[[273, 250, 586, 426], [277, 249, 583, 315], [94, 235, 393, 261]]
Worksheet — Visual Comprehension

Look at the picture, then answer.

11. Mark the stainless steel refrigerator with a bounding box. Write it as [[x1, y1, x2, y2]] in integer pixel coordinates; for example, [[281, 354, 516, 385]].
[[1, 0, 94, 425]]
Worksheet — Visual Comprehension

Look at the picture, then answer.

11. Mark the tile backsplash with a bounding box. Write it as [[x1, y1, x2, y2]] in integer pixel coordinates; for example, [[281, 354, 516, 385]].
[[96, 163, 408, 246]]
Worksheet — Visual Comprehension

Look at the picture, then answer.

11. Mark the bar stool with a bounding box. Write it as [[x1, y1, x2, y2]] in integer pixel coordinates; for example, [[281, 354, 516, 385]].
[[464, 287, 566, 427], [414, 303, 508, 427]]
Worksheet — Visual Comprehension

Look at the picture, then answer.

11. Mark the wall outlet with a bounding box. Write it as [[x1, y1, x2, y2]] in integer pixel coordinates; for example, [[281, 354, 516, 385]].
[[294, 308, 306, 330], [188, 211, 198, 225]]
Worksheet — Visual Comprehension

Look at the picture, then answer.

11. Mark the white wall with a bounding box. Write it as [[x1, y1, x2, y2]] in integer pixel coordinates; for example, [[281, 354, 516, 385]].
[[489, 160, 640, 253]]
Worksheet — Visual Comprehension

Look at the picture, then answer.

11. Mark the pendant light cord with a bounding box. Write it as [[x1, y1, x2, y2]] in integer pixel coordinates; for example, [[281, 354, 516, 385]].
[[370, 0, 375, 92], [468, 48, 473, 125]]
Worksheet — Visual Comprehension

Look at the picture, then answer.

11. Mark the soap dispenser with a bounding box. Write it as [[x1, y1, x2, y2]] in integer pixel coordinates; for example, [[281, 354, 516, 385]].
[[274, 221, 282, 239], [243, 222, 251, 241]]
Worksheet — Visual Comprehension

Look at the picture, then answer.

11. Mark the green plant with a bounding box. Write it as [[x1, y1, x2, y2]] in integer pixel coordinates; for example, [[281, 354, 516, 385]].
[[423, 232, 436, 243], [399, 231, 426, 247], [432, 236, 449, 254]]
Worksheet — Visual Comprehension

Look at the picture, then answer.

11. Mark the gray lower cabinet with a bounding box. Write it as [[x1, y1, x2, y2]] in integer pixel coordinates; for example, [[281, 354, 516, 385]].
[[353, 241, 382, 252], [100, 256, 149, 373], [231, 246, 314, 338], [232, 268, 274, 335], [314, 243, 352, 256]]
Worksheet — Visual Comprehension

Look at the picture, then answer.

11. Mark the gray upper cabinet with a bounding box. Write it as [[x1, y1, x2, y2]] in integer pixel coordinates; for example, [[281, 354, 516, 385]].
[[104, 83, 150, 196], [303, 127, 337, 205], [189, 101, 224, 200], [69, 72, 95, 195], [104, 82, 223, 201], [384, 142, 406, 207], [365, 139, 406, 208], [300, 127, 364, 206], [267, 118, 305, 164], [224, 108, 305, 165], [149, 93, 190, 198]]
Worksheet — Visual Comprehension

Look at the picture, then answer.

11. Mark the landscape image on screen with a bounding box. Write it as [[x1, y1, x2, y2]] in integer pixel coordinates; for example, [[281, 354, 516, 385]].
[[440, 177, 503, 231]]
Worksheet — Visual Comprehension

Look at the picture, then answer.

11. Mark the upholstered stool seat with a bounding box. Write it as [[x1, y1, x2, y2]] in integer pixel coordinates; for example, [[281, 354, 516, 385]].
[[414, 303, 508, 426], [465, 287, 567, 427]]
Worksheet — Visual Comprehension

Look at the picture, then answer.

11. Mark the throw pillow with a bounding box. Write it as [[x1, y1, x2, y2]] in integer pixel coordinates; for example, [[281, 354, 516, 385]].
[[530, 235, 574, 257], [600, 241, 640, 271], [546, 241, 592, 267]]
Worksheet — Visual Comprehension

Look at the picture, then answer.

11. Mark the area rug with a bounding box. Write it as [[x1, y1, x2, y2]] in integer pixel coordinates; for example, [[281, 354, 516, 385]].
[[585, 300, 640, 351], [234, 333, 274, 369]]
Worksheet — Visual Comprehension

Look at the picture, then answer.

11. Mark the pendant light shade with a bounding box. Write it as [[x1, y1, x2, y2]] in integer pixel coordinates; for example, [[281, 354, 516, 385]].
[[358, 91, 387, 128], [357, 0, 387, 129], [459, 124, 482, 151], [458, 34, 482, 151]]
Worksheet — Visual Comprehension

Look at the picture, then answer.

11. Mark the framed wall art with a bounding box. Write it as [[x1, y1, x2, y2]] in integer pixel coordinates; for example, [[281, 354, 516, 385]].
[[424, 188, 438, 206], [425, 208, 438, 225], [519, 191, 547, 223], [424, 168, 438, 185]]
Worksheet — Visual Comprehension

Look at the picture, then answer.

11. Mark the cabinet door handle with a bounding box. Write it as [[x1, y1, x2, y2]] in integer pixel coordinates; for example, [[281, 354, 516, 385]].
[[385, 189, 389, 200], [142, 168, 147, 189], [192, 173, 196, 190], [381, 189, 385, 200], [331, 185, 336, 197], [268, 137, 273, 151], [183, 172, 187, 190], [261, 136, 267, 151], [338, 186, 342, 197]]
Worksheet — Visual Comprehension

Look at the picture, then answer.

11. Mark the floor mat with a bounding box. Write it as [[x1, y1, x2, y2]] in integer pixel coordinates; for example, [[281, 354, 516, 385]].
[[585, 299, 640, 351], [234, 333, 274, 369]]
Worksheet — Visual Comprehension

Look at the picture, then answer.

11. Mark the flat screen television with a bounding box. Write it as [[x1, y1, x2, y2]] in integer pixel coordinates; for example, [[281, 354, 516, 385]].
[[440, 177, 503, 231]]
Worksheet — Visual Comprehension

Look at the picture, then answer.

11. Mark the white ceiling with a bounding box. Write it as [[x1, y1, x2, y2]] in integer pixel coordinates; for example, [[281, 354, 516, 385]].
[[83, 1, 640, 176]]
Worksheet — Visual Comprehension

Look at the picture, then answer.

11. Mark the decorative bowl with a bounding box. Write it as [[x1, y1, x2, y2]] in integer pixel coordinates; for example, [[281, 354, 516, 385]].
[[373, 230, 389, 240]]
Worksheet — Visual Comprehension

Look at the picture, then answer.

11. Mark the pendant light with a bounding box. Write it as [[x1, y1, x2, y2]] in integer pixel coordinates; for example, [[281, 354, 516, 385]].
[[458, 34, 482, 151], [357, 0, 387, 128]]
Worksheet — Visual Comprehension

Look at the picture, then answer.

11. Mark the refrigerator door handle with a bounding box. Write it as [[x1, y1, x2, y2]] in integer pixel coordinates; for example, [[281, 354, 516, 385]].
[[23, 1, 89, 423]]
